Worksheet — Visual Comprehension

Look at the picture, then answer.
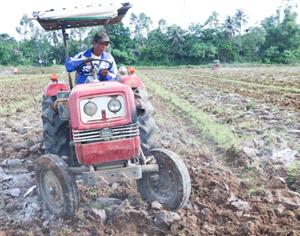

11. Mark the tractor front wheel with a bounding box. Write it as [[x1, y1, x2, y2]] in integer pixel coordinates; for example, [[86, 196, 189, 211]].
[[137, 148, 191, 210], [35, 154, 79, 217]]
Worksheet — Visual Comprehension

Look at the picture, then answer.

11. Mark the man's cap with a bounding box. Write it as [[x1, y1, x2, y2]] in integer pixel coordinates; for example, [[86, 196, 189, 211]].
[[93, 32, 110, 43]]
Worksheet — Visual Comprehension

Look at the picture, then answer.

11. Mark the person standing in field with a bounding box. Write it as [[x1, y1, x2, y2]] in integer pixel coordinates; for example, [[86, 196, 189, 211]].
[[65, 32, 118, 84]]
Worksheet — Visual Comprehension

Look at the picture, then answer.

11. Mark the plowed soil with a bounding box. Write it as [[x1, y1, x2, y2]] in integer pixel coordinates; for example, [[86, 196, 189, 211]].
[[0, 66, 300, 235]]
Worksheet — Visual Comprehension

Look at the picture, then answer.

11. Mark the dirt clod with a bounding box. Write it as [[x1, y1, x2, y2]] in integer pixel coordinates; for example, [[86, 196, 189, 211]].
[[154, 211, 181, 230]]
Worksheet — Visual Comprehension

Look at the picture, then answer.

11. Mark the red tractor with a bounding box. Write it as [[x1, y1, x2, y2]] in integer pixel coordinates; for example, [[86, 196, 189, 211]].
[[34, 2, 191, 217]]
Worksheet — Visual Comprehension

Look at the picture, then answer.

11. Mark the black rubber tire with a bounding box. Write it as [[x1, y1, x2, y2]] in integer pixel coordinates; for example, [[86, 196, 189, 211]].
[[42, 95, 70, 157], [135, 88, 160, 156], [137, 148, 191, 210], [35, 154, 79, 218]]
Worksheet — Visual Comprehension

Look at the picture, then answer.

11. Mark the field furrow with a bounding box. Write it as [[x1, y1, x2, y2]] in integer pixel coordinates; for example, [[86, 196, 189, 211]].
[[0, 66, 300, 235], [144, 68, 300, 111]]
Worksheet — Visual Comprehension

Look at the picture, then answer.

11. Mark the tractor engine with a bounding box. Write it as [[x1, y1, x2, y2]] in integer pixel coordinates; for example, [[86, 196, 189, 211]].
[[68, 82, 140, 165]]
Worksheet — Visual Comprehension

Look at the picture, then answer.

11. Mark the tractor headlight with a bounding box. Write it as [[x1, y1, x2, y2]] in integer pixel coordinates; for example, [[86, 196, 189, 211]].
[[83, 101, 97, 116], [108, 98, 122, 113]]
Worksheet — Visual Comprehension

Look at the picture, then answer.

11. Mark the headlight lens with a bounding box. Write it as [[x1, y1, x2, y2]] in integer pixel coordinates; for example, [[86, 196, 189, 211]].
[[83, 101, 97, 116], [108, 98, 122, 113]]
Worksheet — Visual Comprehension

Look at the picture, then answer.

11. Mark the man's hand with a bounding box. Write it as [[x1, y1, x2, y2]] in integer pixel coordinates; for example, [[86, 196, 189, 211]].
[[101, 69, 108, 77], [84, 58, 92, 66]]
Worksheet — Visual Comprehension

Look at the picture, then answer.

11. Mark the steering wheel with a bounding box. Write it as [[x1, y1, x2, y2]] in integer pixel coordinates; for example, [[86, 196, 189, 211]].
[[76, 58, 113, 81]]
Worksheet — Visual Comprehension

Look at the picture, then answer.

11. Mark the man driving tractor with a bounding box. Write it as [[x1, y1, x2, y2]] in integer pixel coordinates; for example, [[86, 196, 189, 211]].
[[65, 31, 118, 83], [34, 2, 191, 217]]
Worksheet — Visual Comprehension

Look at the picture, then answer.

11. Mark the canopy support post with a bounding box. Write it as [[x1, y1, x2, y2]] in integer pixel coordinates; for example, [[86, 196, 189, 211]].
[[62, 27, 73, 90]]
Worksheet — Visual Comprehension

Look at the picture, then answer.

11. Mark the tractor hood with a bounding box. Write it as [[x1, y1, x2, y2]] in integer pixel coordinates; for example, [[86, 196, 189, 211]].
[[68, 81, 136, 130], [33, 2, 131, 31]]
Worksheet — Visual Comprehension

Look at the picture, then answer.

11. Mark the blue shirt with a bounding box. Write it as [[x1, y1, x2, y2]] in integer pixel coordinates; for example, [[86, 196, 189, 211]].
[[65, 49, 118, 84]]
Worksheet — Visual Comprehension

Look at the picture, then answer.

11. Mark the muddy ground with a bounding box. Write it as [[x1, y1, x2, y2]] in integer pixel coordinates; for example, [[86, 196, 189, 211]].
[[0, 66, 300, 235]]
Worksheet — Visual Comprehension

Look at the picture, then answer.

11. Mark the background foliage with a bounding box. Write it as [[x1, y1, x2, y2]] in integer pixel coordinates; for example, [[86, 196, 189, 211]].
[[0, 4, 299, 66]]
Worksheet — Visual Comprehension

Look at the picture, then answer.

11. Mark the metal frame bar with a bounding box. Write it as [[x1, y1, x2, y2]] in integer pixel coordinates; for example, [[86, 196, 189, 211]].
[[68, 163, 159, 179], [62, 27, 73, 89]]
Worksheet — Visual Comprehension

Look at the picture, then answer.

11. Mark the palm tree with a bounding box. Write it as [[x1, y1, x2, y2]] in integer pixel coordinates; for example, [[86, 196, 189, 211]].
[[222, 16, 238, 39], [16, 14, 36, 40], [158, 19, 167, 33], [204, 11, 220, 29], [130, 13, 152, 48], [234, 9, 248, 35], [167, 25, 185, 61]]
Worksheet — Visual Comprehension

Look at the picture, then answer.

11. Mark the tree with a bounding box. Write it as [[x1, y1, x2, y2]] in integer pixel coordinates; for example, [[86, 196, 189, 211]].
[[234, 9, 248, 35], [204, 11, 220, 29], [46, 31, 65, 64], [140, 28, 170, 65], [106, 23, 136, 65], [241, 27, 265, 61], [16, 14, 54, 65], [188, 23, 204, 38], [167, 25, 185, 62], [222, 16, 238, 39], [16, 14, 43, 41], [185, 25, 221, 64], [0, 34, 20, 65], [158, 19, 167, 33], [130, 13, 153, 48], [260, 5, 300, 63], [72, 28, 89, 51], [2, 7, 300, 66]]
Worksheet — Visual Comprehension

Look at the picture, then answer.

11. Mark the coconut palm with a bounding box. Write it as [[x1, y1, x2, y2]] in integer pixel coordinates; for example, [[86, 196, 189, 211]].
[[222, 16, 238, 39], [204, 11, 220, 29], [167, 25, 185, 60], [234, 9, 248, 35]]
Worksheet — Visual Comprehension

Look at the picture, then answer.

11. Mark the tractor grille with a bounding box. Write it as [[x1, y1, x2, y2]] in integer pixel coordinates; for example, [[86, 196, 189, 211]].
[[72, 123, 139, 143]]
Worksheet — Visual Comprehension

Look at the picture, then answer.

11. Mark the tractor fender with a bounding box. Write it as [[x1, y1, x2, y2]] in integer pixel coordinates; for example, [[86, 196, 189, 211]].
[[44, 82, 69, 97], [120, 74, 144, 89]]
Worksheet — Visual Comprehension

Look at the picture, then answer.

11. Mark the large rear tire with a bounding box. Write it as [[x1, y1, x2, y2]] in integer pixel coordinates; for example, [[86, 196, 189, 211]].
[[35, 154, 79, 218], [137, 148, 191, 210], [42, 95, 70, 157], [135, 88, 159, 156]]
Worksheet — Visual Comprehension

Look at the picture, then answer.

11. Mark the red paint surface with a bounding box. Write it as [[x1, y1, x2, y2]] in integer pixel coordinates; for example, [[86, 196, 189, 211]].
[[44, 83, 68, 96], [69, 82, 136, 130], [75, 137, 140, 165], [120, 74, 144, 88]]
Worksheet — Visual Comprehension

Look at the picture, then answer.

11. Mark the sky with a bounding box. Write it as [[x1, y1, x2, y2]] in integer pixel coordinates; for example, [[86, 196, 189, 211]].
[[1, 0, 299, 39]]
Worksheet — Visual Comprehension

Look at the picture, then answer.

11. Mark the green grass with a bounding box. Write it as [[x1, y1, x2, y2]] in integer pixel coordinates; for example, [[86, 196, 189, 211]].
[[211, 106, 227, 116], [295, 143, 300, 154], [238, 121, 254, 130], [140, 73, 239, 149], [287, 160, 300, 190]]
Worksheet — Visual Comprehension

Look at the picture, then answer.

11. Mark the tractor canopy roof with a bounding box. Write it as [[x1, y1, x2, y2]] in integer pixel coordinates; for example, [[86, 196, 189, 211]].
[[33, 2, 131, 31]]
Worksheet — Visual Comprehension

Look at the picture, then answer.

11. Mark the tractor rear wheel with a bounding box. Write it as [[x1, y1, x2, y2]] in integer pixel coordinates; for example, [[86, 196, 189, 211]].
[[42, 95, 70, 157], [35, 154, 79, 217], [137, 148, 191, 210], [135, 88, 159, 156]]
